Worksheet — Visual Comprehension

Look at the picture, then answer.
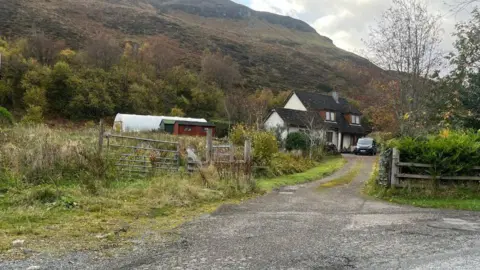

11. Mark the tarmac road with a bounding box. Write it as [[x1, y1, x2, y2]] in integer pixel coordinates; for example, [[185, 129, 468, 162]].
[[3, 155, 480, 269]]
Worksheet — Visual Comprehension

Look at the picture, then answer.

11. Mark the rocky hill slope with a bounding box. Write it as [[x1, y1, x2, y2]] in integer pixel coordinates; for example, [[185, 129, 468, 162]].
[[0, 0, 383, 93]]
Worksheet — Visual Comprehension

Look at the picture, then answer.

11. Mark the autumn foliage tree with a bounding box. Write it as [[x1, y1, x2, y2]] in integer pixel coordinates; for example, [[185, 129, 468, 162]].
[[364, 0, 442, 135]]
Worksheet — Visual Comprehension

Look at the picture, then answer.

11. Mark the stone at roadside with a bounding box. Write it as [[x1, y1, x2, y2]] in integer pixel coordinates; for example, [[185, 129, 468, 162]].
[[95, 233, 113, 239], [12, 239, 25, 247], [26, 266, 41, 270], [22, 248, 36, 255], [114, 222, 130, 235]]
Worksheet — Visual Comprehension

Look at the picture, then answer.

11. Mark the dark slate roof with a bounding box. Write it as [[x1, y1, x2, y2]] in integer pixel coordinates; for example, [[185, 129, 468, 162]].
[[337, 115, 365, 135], [272, 108, 365, 135], [294, 91, 361, 115], [274, 108, 325, 128]]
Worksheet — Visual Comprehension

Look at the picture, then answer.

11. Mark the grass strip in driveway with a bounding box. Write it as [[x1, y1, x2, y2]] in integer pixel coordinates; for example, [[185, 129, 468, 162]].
[[364, 160, 480, 211], [257, 156, 346, 192], [317, 161, 362, 191]]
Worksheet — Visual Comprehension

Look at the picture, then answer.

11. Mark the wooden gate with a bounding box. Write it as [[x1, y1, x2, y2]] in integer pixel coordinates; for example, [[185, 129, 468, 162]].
[[104, 133, 180, 177]]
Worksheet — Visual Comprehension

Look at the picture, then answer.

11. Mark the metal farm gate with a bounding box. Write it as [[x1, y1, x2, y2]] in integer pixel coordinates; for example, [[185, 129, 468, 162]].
[[103, 133, 180, 177]]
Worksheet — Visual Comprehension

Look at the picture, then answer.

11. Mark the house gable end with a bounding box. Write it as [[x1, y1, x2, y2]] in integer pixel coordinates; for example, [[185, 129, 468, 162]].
[[284, 93, 308, 111], [264, 111, 286, 130]]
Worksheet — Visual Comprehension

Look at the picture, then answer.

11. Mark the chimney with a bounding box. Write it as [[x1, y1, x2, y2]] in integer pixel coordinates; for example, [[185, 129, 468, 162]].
[[331, 91, 339, 104]]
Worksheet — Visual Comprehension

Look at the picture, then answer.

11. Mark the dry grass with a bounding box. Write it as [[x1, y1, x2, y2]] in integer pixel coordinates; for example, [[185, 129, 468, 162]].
[[0, 125, 256, 259], [0, 170, 255, 260], [0, 125, 342, 259]]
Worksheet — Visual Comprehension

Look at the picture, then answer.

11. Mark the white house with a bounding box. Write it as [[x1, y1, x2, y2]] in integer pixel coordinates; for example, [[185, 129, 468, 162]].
[[264, 91, 366, 151]]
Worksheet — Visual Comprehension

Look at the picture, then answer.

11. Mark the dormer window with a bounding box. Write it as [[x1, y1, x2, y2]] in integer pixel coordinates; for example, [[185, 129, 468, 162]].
[[326, 111, 336, 122], [351, 115, 360, 125]]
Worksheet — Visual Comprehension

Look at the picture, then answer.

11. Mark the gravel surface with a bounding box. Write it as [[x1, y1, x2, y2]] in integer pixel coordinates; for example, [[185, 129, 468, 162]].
[[3, 155, 480, 269]]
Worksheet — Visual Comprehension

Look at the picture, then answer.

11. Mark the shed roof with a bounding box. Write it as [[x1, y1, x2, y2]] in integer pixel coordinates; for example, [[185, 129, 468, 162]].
[[175, 121, 216, 127], [161, 119, 176, 125]]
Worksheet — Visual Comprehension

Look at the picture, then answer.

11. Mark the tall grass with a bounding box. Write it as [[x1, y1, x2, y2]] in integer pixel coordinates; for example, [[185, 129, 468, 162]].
[[0, 125, 104, 187], [0, 125, 346, 257]]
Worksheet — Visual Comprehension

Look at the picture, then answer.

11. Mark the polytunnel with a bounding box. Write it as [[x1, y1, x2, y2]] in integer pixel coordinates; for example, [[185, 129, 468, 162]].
[[113, 114, 207, 132]]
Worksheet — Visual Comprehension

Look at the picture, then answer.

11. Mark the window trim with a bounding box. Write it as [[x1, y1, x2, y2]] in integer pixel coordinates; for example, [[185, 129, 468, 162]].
[[351, 115, 361, 125], [325, 111, 336, 122], [326, 131, 334, 143]]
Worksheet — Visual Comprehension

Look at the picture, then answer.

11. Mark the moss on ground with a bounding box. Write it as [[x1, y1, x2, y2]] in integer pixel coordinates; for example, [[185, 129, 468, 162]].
[[257, 156, 346, 191], [317, 161, 362, 191]]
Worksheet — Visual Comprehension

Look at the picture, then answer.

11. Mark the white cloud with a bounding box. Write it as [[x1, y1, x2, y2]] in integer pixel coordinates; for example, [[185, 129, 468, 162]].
[[250, 0, 305, 17], [234, 0, 475, 55]]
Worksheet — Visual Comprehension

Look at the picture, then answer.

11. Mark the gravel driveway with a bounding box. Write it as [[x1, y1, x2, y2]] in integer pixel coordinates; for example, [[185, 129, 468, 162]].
[[3, 155, 480, 269]]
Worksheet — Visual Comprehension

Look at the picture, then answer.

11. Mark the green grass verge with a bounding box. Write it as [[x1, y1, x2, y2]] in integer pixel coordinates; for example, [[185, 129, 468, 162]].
[[0, 173, 255, 260], [317, 161, 362, 191], [364, 160, 480, 211], [256, 156, 346, 191], [0, 157, 345, 259]]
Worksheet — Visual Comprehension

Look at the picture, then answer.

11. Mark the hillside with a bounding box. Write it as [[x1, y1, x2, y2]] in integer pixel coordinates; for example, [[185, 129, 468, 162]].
[[0, 0, 383, 94]]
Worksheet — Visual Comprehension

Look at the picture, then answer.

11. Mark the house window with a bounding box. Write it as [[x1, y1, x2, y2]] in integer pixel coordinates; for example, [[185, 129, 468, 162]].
[[326, 131, 334, 143], [184, 126, 192, 132], [203, 127, 210, 132], [351, 115, 360, 125], [326, 112, 336, 122]]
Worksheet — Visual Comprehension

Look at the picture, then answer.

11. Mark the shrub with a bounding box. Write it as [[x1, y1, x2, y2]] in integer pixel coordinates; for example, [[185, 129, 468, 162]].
[[265, 152, 316, 177], [211, 120, 230, 138], [285, 132, 309, 151], [252, 131, 278, 165], [388, 130, 480, 176], [21, 106, 44, 124], [230, 124, 250, 145], [0, 106, 13, 126]]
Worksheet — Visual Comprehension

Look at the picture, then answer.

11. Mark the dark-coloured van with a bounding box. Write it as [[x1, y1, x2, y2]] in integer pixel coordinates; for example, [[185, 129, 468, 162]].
[[353, 138, 377, 155]]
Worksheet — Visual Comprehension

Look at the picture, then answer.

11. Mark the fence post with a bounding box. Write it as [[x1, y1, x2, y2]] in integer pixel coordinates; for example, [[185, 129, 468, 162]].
[[244, 139, 252, 164], [206, 129, 213, 164], [391, 148, 400, 187], [98, 119, 104, 156], [229, 143, 235, 163], [176, 143, 181, 171]]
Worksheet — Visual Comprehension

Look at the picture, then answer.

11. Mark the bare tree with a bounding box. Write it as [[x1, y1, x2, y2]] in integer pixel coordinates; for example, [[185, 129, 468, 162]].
[[86, 35, 122, 70], [140, 37, 181, 76], [364, 0, 443, 135], [25, 32, 66, 66], [449, 0, 479, 13], [300, 112, 327, 159], [201, 50, 242, 129], [246, 89, 275, 129]]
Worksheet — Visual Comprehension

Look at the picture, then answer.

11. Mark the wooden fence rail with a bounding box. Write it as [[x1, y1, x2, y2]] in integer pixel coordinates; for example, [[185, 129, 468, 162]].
[[391, 148, 480, 186], [98, 122, 252, 177]]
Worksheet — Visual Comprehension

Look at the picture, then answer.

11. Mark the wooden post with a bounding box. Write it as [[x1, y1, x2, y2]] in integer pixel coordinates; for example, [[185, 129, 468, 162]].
[[98, 119, 105, 156], [206, 129, 213, 164], [229, 143, 235, 163], [176, 143, 181, 171], [244, 139, 252, 164], [391, 148, 400, 187]]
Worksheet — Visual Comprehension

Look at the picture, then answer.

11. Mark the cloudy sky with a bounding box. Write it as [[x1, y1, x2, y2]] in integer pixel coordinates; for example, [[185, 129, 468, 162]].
[[232, 0, 476, 56]]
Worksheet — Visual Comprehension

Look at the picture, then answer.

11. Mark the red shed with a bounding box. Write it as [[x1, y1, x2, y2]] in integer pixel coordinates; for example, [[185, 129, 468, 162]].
[[173, 121, 216, 137]]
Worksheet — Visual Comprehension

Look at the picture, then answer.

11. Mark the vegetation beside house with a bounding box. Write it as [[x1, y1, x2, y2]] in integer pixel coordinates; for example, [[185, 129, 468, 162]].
[[358, 1, 480, 210], [366, 130, 480, 210]]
